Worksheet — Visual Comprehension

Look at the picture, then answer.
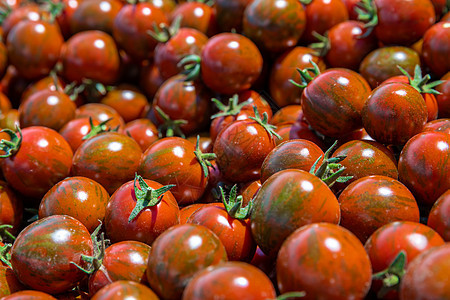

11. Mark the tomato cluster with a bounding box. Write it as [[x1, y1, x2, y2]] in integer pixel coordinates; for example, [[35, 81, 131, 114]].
[[0, 0, 449, 299]]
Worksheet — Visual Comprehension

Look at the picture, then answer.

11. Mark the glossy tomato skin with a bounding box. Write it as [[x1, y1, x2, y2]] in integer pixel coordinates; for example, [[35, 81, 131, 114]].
[[1, 126, 73, 199], [146, 223, 228, 300], [436, 72, 450, 118], [170, 2, 217, 37], [362, 82, 428, 145], [6, 20, 63, 80], [0, 265, 25, 298], [104, 179, 179, 245], [20, 75, 66, 103], [301, 68, 372, 138], [72, 132, 142, 195], [427, 189, 450, 241], [242, 0, 306, 53], [399, 244, 450, 300], [39, 176, 110, 232], [0, 181, 23, 236], [2, 290, 57, 299], [398, 131, 450, 206], [1, 3, 41, 41], [59, 117, 101, 153], [75, 103, 125, 132], [422, 118, 450, 134], [215, 0, 252, 32], [91, 281, 158, 300], [274, 120, 326, 149], [277, 223, 372, 300], [123, 119, 159, 152], [270, 105, 303, 126], [88, 241, 151, 296], [138, 137, 208, 205], [422, 21, 450, 78], [200, 32, 263, 95], [182, 261, 277, 300], [250, 169, 340, 257], [10, 215, 93, 294], [61, 30, 120, 85]]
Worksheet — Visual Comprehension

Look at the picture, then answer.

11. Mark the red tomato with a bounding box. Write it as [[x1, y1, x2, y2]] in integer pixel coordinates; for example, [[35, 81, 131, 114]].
[[2, 290, 57, 299], [123, 119, 159, 152], [436, 72, 450, 118], [422, 21, 450, 78], [0, 266, 25, 298], [427, 189, 450, 241], [91, 281, 158, 300], [169, 1, 217, 36], [0, 181, 22, 236]]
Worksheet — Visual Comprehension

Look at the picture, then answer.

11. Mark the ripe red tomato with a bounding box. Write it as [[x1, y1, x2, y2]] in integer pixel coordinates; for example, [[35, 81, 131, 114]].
[[427, 189, 450, 241], [169, 1, 217, 36], [0, 265, 25, 298], [422, 21, 450, 78], [2, 290, 57, 299], [91, 280, 159, 300], [75, 103, 125, 132], [100, 89, 149, 123], [436, 72, 450, 118], [0, 181, 22, 236], [123, 119, 159, 152], [215, 0, 252, 32]]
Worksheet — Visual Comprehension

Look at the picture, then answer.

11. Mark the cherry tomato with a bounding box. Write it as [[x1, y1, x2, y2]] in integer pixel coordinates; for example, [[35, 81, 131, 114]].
[[422, 21, 450, 78], [100, 89, 149, 123], [436, 72, 450, 118], [427, 189, 450, 241], [91, 281, 158, 300], [169, 1, 217, 37], [123, 119, 159, 152], [0, 180, 22, 236]]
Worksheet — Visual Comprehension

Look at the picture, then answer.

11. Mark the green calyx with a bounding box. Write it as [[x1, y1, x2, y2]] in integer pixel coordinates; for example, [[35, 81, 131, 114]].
[[219, 185, 252, 220], [211, 94, 252, 119], [41, 0, 65, 23], [309, 141, 353, 187], [398, 65, 444, 95], [0, 243, 12, 269], [298, 0, 312, 5], [0, 3, 12, 26], [82, 117, 118, 140], [355, 0, 378, 38], [248, 106, 281, 140], [290, 60, 321, 89], [148, 16, 181, 43], [0, 126, 22, 158], [372, 251, 407, 299], [154, 106, 188, 138], [309, 31, 330, 58], [0, 224, 15, 243], [193, 135, 216, 178], [276, 291, 306, 300], [128, 174, 175, 223], [178, 54, 201, 82]]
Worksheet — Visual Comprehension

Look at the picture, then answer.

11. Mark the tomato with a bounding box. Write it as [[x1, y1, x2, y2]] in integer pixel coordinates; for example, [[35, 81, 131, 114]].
[[1, 3, 41, 41], [91, 281, 158, 300], [104, 176, 179, 245], [182, 261, 277, 300], [274, 120, 326, 149], [100, 89, 149, 123], [270, 105, 303, 126], [0, 266, 25, 297], [422, 21, 450, 78], [59, 117, 102, 153], [123, 119, 159, 152], [0, 181, 22, 236], [422, 118, 450, 134], [2, 290, 57, 299], [146, 223, 228, 300], [362, 82, 428, 145], [149, 0, 177, 18], [250, 169, 340, 257], [179, 203, 205, 224], [169, 1, 217, 37], [39, 176, 110, 233], [436, 72, 450, 118], [1, 126, 73, 199], [398, 131, 450, 206], [20, 75, 66, 103], [427, 189, 450, 241], [399, 244, 450, 300], [215, 0, 252, 32], [72, 132, 142, 195], [10, 215, 93, 294], [139, 62, 165, 101], [277, 223, 372, 300], [75, 103, 125, 132]]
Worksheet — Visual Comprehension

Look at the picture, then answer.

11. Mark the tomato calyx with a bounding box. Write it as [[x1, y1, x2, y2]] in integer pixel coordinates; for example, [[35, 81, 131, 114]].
[[0, 126, 22, 158], [219, 185, 253, 219], [309, 31, 331, 58], [355, 0, 378, 38], [310, 141, 353, 187], [0, 3, 12, 25], [82, 117, 118, 140], [398, 65, 444, 95], [248, 106, 281, 140], [40, 0, 65, 23], [211, 94, 252, 119], [0, 243, 12, 268], [178, 54, 201, 82], [275, 291, 306, 300], [372, 251, 407, 299], [154, 106, 188, 138], [290, 61, 321, 89], [148, 16, 181, 43], [128, 174, 176, 223], [194, 135, 216, 178], [0, 224, 16, 243]]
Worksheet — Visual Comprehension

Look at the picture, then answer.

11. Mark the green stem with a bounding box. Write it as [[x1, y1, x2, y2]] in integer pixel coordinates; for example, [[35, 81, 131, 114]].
[[274, 291, 306, 300], [289, 60, 321, 89], [0, 126, 22, 158], [308, 31, 330, 58], [154, 106, 187, 138], [0, 225, 15, 242], [355, 0, 378, 38], [0, 243, 12, 269], [397, 65, 444, 95], [219, 185, 252, 220], [372, 251, 407, 299], [211, 94, 252, 119], [193, 135, 216, 178], [178, 54, 201, 82], [82, 117, 116, 140], [248, 106, 281, 140]]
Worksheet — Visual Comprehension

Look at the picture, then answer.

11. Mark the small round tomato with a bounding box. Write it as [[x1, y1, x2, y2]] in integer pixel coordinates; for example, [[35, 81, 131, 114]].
[[1, 3, 41, 41], [123, 119, 159, 152], [91, 281, 158, 300], [169, 1, 217, 36], [427, 189, 450, 241], [422, 118, 450, 134], [0, 181, 22, 236], [100, 89, 149, 123], [422, 21, 450, 78], [75, 103, 125, 132], [2, 290, 57, 299], [0, 266, 25, 298], [270, 105, 303, 126], [274, 120, 326, 149], [436, 72, 450, 118], [59, 117, 102, 153]]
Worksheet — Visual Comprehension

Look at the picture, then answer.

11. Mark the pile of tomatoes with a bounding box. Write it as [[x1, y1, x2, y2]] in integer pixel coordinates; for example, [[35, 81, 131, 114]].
[[0, 0, 449, 299]]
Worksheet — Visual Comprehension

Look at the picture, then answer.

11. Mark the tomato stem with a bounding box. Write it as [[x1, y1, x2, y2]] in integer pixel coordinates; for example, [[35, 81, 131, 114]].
[[194, 135, 216, 178], [290, 60, 321, 89], [178, 54, 201, 82], [308, 31, 330, 58], [0, 243, 12, 269], [275, 291, 306, 299], [211, 94, 252, 119], [0, 126, 22, 158], [219, 185, 252, 219], [147, 16, 181, 43], [372, 251, 407, 298], [355, 0, 378, 38], [0, 225, 15, 243], [154, 106, 188, 138], [82, 117, 117, 140], [248, 106, 281, 140], [397, 65, 444, 95]]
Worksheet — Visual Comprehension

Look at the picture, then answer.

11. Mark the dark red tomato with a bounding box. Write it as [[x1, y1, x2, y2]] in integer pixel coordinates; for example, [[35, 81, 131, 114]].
[[323, 20, 378, 70], [331, 140, 398, 194], [61, 30, 120, 85], [138, 137, 209, 205], [10, 215, 93, 294], [1, 3, 41, 41], [104, 177, 179, 245], [100, 89, 149, 123], [183, 262, 277, 300], [365, 221, 445, 299], [249, 246, 276, 280], [149, 0, 177, 18], [152, 75, 212, 136], [0, 41, 7, 80], [39, 176, 110, 233], [75, 103, 125, 132], [0, 266, 25, 298], [362, 82, 428, 145], [300, 68, 372, 138], [88, 241, 151, 296], [338, 175, 420, 243], [59, 117, 102, 153], [91, 281, 158, 300], [0, 181, 22, 236], [200, 32, 263, 95], [422, 21, 450, 78], [0, 66, 30, 107], [242, 0, 305, 53], [422, 118, 450, 134], [269, 46, 325, 107], [399, 244, 450, 300], [146, 223, 228, 300], [1, 126, 73, 199], [431, 0, 448, 18], [270, 105, 303, 126], [18, 90, 76, 131], [277, 223, 372, 299], [260, 139, 324, 184], [0, 110, 19, 131], [215, 0, 252, 32], [6, 20, 63, 80], [139, 62, 164, 100], [72, 132, 142, 194], [240, 180, 261, 206], [187, 203, 256, 262], [154, 28, 208, 81], [56, 0, 81, 38], [359, 46, 421, 89], [250, 169, 340, 257], [2, 290, 57, 299], [213, 115, 278, 183], [113, 3, 168, 62], [341, 0, 360, 20], [186, 134, 212, 154], [179, 203, 205, 224], [274, 120, 326, 150], [170, 2, 217, 37], [398, 131, 450, 206], [20, 75, 66, 103], [69, 0, 123, 35], [428, 189, 450, 241], [301, 0, 349, 43], [123, 119, 159, 152], [436, 72, 450, 118]]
